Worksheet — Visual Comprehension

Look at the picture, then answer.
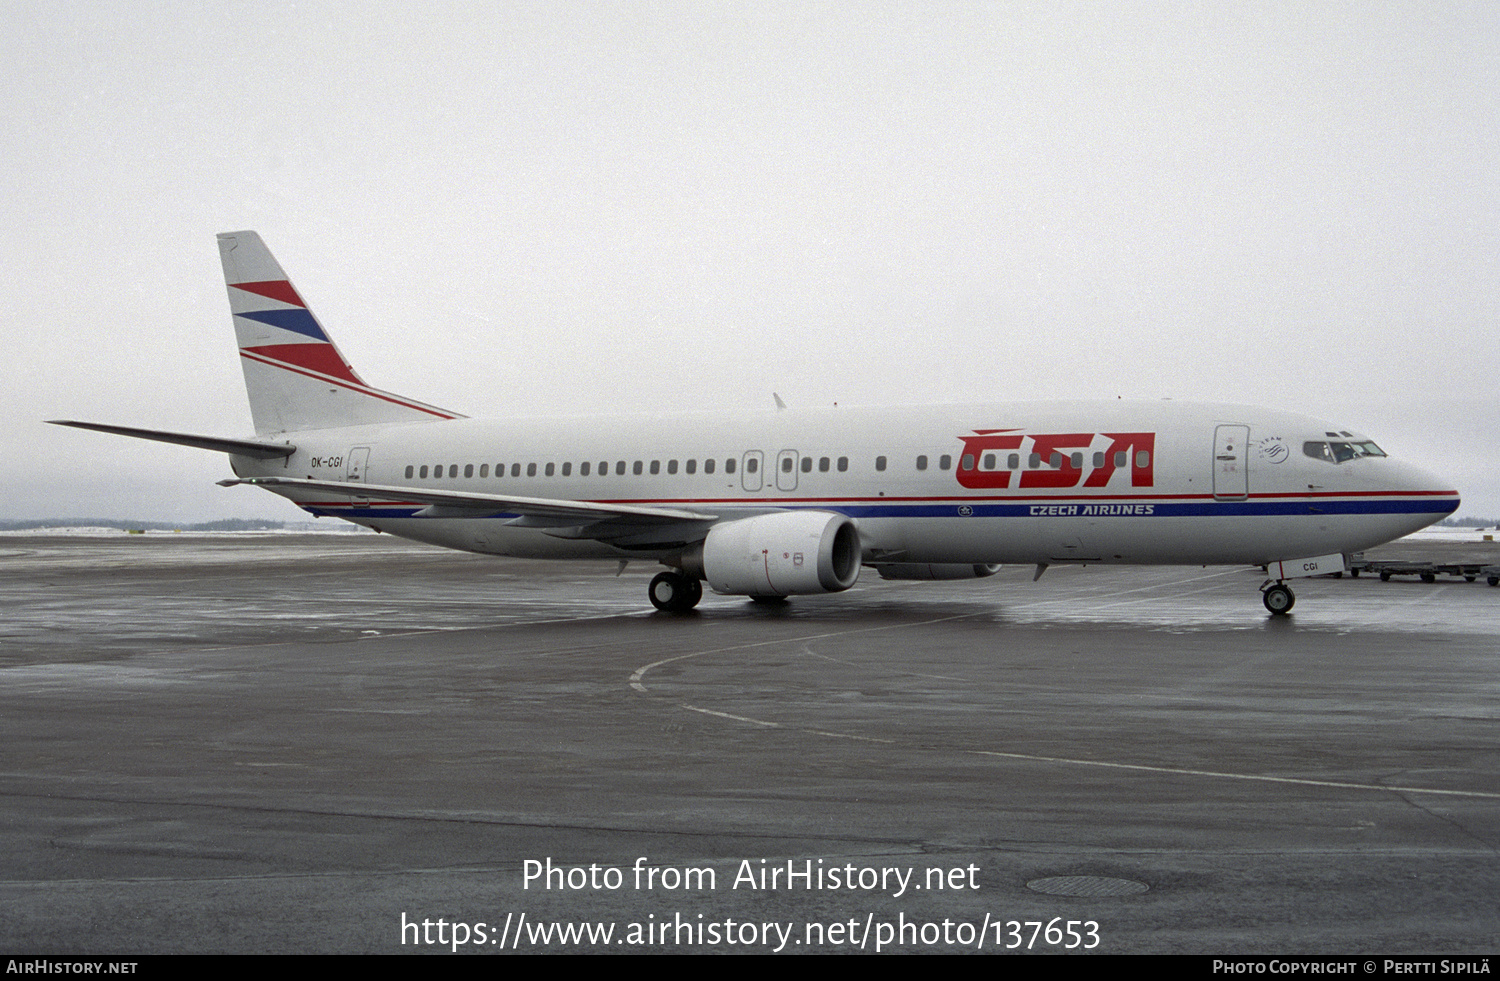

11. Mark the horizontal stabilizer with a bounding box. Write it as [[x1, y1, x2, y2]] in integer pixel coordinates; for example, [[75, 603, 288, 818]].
[[49, 421, 295, 458], [218, 476, 717, 525]]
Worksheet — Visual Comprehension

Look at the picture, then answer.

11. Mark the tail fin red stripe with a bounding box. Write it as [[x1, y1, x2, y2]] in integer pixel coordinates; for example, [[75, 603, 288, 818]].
[[231, 280, 306, 307], [243, 344, 363, 385]]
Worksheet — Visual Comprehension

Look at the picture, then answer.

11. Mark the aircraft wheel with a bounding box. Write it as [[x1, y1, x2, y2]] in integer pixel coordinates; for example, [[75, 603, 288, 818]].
[[649, 571, 701, 613], [1380, 572, 1392, 582], [749, 594, 788, 606], [1488, 576, 1498, 587], [1421, 572, 1436, 584], [1263, 583, 1295, 615]]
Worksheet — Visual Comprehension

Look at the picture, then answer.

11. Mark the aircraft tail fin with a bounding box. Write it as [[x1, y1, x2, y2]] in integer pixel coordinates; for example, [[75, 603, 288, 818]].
[[218, 231, 462, 434]]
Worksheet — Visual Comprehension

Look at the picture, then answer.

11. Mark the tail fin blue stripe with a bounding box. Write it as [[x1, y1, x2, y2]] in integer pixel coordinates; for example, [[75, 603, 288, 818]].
[[236, 308, 329, 342]]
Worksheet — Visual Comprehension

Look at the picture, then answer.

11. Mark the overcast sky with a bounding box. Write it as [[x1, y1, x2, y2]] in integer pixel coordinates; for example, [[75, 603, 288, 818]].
[[6, 1, 1497, 522]]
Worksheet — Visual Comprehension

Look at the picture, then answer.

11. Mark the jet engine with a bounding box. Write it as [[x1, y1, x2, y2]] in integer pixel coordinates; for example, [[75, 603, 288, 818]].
[[685, 511, 861, 597], [873, 563, 1001, 581]]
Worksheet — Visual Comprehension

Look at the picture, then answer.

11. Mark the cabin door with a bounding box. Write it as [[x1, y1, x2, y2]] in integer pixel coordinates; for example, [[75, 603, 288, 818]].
[[1212, 426, 1249, 500], [346, 446, 370, 482], [741, 451, 764, 492], [775, 450, 799, 492]]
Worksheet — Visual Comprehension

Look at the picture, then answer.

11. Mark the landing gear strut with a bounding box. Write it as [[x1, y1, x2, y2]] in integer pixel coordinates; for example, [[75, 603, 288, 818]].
[[1261, 582, 1295, 615], [649, 571, 703, 613]]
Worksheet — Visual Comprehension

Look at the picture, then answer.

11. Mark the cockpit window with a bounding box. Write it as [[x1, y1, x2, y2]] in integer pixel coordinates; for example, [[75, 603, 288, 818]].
[[1303, 439, 1385, 464], [1304, 441, 1334, 463]]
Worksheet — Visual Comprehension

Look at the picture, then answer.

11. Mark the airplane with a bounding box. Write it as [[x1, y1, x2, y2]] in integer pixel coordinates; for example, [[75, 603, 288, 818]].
[[52, 231, 1460, 616]]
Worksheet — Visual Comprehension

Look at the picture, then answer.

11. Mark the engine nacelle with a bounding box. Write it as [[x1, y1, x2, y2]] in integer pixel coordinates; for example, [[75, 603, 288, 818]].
[[694, 511, 861, 597], [874, 563, 1002, 581]]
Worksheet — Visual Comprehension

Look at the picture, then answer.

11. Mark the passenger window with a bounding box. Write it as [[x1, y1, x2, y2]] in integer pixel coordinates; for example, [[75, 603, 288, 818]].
[[1135, 450, 1151, 468], [686, 459, 697, 474], [1069, 452, 1082, 469], [725, 458, 735, 474], [916, 455, 928, 471], [480, 464, 489, 478], [405, 465, 414, 478], [545, 463, 555, 476], [650, 460, 660, 475], [633, 461, 643, 475], [982, 453, 994, 469], [419, 465, 428, 478], [599, 461, 608, 475], [667, 460, 678, 474], [876, 456, 887, 472], [961, 454, 974, 471], [616, 461, 626, 476], [819, 456, 830, 472], [1007, 453, 1019, 469], [1114, 451, 1127, 468], [837, 457, 848, 472], [1093, 452, 1104, 469], [561, 462, 571, 476], [527, 463, 537, 477], [581, 461, 590, 476], [703, 459, 713, 474], [1029, 453, 1040, 468], [512, 463, 521, 477], [939, 454, 951, 470], [464, 464, 474, 478], [781, 457, 793, 473], [801, 457, 812, 473], [744, 457, 757, 474], [1049, 453, 1062, 468]]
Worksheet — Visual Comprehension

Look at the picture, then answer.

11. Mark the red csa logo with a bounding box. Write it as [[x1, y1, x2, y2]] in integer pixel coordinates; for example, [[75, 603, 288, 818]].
[[955, 430, 1156, 489]]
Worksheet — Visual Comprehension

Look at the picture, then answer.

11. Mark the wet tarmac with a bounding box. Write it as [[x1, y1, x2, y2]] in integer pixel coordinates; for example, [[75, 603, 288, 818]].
[[1, 533, 1496, 954]]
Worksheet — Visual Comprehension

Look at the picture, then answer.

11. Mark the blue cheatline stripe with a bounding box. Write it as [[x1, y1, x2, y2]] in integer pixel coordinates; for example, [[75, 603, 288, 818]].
[[840, 499, 1456, 519], [236, 308, 329, 342], [299, 497, 1454, 521]]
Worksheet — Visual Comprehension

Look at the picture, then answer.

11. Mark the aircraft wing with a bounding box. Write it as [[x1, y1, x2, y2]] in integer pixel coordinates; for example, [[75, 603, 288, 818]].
[[49, 421, 296, 459], [218, 476, 717, 525]]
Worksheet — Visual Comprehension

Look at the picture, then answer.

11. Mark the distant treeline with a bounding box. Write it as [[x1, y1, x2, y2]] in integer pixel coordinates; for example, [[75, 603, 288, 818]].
[[0, 518, 359, 532], [1440, 516, 1499, 528]]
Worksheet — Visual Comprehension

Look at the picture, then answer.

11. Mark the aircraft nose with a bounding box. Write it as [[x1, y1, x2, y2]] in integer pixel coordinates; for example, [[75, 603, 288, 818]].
[[1395, 459, 1460, 518]]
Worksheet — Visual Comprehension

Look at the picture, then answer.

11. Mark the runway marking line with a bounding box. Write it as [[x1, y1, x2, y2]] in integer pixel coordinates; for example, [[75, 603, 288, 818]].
[[630, 615, 1500, 803]]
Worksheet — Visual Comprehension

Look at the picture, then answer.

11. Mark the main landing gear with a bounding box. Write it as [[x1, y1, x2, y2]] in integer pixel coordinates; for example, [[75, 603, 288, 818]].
[[649, 571, 703, 613], [1261, 582, 1295, 616]]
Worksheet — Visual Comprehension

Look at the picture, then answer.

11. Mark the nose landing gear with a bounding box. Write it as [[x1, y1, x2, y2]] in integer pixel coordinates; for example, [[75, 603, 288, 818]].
[[1261, 582, 1296, 615]]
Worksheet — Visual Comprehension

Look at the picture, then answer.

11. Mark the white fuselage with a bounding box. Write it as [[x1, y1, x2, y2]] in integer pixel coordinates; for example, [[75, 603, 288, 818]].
[[230, 399, 1458, 569]]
